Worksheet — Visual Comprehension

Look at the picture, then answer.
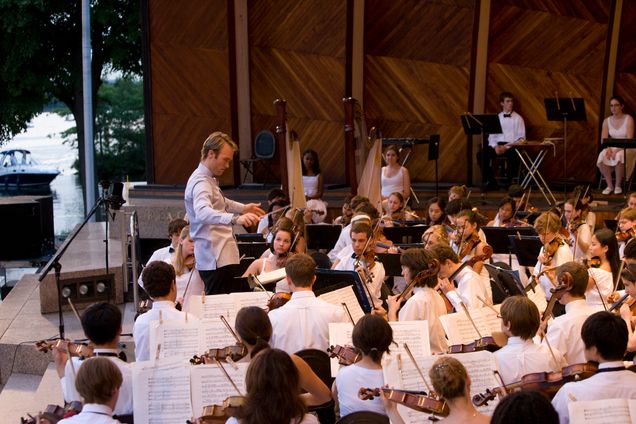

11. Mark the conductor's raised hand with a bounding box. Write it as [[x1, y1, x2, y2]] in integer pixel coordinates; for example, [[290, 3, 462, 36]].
[[237, 213, 260, 227], [242, 203, 265, 217]]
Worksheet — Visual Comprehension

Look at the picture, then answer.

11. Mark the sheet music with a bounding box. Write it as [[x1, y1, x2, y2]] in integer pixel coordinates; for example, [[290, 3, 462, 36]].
[[190, 363, 249, 418], [319, 285, 365, 323], [188, 292, 271, 324], [232, 291, 270, 311], [149, 321, 202, 359], [439, 305, 502, 345], [202, 320, 238, 349], [254, 267, 286, 284], [568, 398, 636, 424], [327, 321, 430, 377], [132, 358, 193, 424]]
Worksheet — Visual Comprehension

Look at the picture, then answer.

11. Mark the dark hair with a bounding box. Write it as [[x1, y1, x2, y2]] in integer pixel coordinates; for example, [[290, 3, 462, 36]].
[[431, 244, 460, 265], [499, 91, 514, 103], [573, 185, 593, 204], [499, 196, 516, 214], [445, 198, 472, 216], [593, 228, 620, 282], [400, 248, 438, 288], [610, 95, 625, 106], [581, 311, 628, 360], [508, 184, 524, 198], [624, 237, 636, 260], [384, 145, 400, 157], [167, 218, 188, 237], [81, 303, 122, 345], [352, 315, 393, 364], [429, 356, 468, 400], [351, 222, 373, 239], [556, 262, 589, 298], [267, 199, 290, 227], [235, 306, 272, 358], [355, 202, 380, 220], [491, 391, 558, 424], [142, 261, 175, 298], [237, 349, 306, 424], [301, 149, 321, 175], [75, 357, 123, 405], [285, 254, 316, 288], [426, 196, 447, 225], [350, 195, 369, 211], [388, 192, 405, 212], [310, 251, 331, 269], [500, 296, 539, 340], [267, 188, 287, 202]]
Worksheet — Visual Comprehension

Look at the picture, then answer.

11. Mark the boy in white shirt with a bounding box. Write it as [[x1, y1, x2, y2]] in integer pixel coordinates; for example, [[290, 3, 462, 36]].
[[434, 244, 490, 310]]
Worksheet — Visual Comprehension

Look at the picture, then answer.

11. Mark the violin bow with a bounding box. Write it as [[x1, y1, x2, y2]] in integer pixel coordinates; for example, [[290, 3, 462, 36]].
[[341, 303, 356, 325], [456, 220, 468, 258], [403, 343, 434, 394], [538, 327, 560, 367], [591, 278, 608, 311], [181, 263, 196, 303], [214, 358, 243, 397], [460, 303, 484, 340], [612, 259, 626, 295], [220, 315, 241, 345]]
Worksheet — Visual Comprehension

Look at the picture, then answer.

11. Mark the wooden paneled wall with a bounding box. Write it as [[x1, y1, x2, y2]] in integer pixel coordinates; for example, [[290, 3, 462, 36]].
[[486, 0, 612, 182], [144, 0, 636, 186], [364, 0, 476, 183]]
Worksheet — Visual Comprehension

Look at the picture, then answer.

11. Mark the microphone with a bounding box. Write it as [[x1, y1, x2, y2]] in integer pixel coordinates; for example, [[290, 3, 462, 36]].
[[106, 181, 126, 210]]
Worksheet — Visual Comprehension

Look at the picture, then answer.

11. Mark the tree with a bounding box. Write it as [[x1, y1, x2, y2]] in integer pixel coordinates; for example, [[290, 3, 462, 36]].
[[0, 0, 142, 191]]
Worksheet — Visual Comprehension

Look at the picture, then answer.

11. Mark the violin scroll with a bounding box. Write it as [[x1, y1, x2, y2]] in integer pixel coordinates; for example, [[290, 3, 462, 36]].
[[189, 345, 248, 365]]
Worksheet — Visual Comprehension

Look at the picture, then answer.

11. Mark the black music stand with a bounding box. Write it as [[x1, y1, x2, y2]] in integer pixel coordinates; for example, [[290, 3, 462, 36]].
[[376, 253, 402, 277], [237, 242, 268, 259], [306, 224, 342, 251], [544, 98, 586, 187], [604, 219, 618, 232], [460, 114, 502, 196], [508, 235, 542, 267], [383, 225, 428, 244], [481, 226, 538, 266], [313, 269, 372, 313]]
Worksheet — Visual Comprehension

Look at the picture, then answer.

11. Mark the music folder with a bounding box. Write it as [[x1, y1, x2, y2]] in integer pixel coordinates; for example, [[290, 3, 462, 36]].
[[313, 269, 372, 313]]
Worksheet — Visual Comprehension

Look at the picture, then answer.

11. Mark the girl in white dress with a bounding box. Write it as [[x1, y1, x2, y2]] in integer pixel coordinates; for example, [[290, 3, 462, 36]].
[[301, 149, 327, 223], [597, 95, 635, 195], [586, 228, 620, 309], [381, 145, 411, 200]]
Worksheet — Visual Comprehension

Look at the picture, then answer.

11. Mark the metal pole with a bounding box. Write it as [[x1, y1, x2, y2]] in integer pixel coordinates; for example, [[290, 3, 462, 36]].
[[82, 0, 95, 218]]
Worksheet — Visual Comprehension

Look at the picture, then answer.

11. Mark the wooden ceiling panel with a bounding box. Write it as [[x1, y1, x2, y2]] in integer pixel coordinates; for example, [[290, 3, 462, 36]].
[[365, 0, 474, 66], [495, 0, 609, 22], [248, 0, 346, 57], [618, 0, 636, 74]]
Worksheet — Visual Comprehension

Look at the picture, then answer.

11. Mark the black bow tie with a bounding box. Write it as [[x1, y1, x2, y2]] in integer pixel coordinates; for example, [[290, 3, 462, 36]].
[[503, 113, 511, 118], [169, 247, 175, 253]]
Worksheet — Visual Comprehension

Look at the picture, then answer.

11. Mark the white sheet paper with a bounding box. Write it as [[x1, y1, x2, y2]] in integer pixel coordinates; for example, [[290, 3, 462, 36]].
[[190, 363, 249, 418], [568, 398, 636, 424], [188, 292, 270, 325], [319, 285, 365, 323], [439, 305, 502, 345], [149, 320, 203, 360]]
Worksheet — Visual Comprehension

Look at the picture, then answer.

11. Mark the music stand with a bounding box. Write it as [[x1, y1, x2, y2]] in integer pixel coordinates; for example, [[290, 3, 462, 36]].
[[604, 219, 618, 232], [460, 114, 502, 195], [306, 224, 342, 251], [235, 233, 265, 243], [314, 269, 372, 313], [515, 211, 541, 225], [383, 226, 428, 244], [481, 226, 538, 266], [376, 253, 402, 277], [508, 235, 542, 267], [237, 242, 268, 259], [544, 98, 586, 186]]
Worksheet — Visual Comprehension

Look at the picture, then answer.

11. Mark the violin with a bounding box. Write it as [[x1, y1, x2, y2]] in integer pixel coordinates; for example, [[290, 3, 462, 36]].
[[542, 235, 566, 265], [472, 362, 598, 405], [458, 232, 481, 260], [608, 293, 636, 314], [20, 401, 82, 424], [358, 387, 449, 418], [581, 257, 602, 269], [266, 292, 291, 311], [616, 227, 636, 243], [35, 339, 93, 359], [190, 344, 249, 364], [187, 396, 245, 424], [327, 344, 361, 366], [568, 218, 585, 234], [448, 336, 501, 354], [396, 259, 441, 304]]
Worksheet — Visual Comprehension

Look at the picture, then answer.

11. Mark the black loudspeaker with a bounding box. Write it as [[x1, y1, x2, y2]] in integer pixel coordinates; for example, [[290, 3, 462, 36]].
[[0, 195, 54, 260]]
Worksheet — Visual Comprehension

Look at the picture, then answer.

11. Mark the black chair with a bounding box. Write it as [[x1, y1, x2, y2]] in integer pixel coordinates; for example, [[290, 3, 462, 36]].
[[240, 129, 276, 184], [295, 348, 336, 424], [335, 411, 390, 424]]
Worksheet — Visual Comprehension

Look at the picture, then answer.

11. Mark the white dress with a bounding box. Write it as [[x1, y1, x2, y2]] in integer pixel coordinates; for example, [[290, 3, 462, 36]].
[[303, 174, 327, 223], [381, 166, 405, 198], [596, 115, 634, 173]]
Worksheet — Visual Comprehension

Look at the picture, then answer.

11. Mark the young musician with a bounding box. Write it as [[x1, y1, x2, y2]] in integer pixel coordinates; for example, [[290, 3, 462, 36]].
[[334, 195, 353, 226], [58, 357, 123, 424], [434, 244, 490, 310], [228, 348, 319, 424], [138, 218, 187, 288], [551, 312, 636, 424], [487, 196, 525, 227], [619, 264, 636, 353], [332, 222, 385, 306], [53, 303, 132, 417], [572, 185, 595, 232], [448, 185, 469, 202], [628, 192, 636, 209], [234, 306, 331, 407], [257, 198, 289, 237], [328, 200, 376, 262], [586, 228, 619, 308], [428, 357, 489, 424], [424, 196, 447, 226], [616, 207, 636, 258], [384, 248, 448, 354], [269, 254, 347, 354], [491, 391, 559, 424], [172, 226, 205, 312], [381, 145, 411, 201], [563, 198, 592, 260], [542, 262, 601, 365], [133, 261, 198, 361], [493, 296, 565, 384], [382, 192, 416, 226], [242, 223, 294, 293], [422, 225, 450, 250], [333, 314, 403, 423]]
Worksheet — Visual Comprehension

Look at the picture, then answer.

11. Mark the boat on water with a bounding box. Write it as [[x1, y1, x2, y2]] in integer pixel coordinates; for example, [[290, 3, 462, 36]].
[[0, 149, 60, 189]]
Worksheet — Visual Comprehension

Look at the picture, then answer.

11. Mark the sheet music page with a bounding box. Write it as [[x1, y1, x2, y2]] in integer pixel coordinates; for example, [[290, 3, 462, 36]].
[[255, 267, 286, 284], [202, 319, 239, 349], [149, 320, 202, 360], [319, 285, 365, 323], [568, 398, 635, 424], [525, 283, 548, 313], [231, 291, 271, 312], [188, 294, 236, 322], [328, 322, 355, 377], [190, 363, 249, 418], [439, 305, 502, 345], [132, 358, 193, 424]]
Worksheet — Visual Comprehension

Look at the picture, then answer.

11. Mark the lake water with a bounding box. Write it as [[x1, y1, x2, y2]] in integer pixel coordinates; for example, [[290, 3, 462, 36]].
[[1, 113, 85, 237]]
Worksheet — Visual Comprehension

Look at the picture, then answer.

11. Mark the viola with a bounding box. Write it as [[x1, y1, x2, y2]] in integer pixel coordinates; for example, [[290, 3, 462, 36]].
[[448, 336, 501, 354], [35, 339, 93, 359], [358, 387, 449, 418], [327, 344, 361, 366], [190, 344, 249, 365], [472, 362, 598, 406], [187, 396, 245, 424], [266, 292, 291, 311], [616, 227, 636, 243]]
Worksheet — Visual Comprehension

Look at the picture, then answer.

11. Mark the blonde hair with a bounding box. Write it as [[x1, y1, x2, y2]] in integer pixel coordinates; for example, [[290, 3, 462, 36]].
[[618, 207, 636, 221], [449, 185, 468, 199], [75, 357, 122, 404], [533, 211, 561, 234], [422, 225, 449, 245], [173, 226, 192, 276], [429, 356, 468, 400], [201, 131, 237, 160]]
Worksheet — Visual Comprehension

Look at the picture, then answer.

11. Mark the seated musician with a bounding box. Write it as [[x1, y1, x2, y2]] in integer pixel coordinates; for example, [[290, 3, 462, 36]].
[[424, 196, 447, 226], [445, 199, 488, 244], [138, 218, 187, 288], [381, 192, 417, 227], [508, 184, 535, 212], [133, 261, 198, 361], [448, 185, 469, 202], [332, 222, 386, 306], [618, 264, 636, 353], [333, 314, 403, 422], [572, 185, 596, 232], [428, 357, 489, 424], [228, 348, 319, 424], [269, 254, 347, 354], [333, 195, 353, 226], [494, 296, 565, 384], [586, 228, 619, 308], [172, 225, 205, 312], [616, 207, 636, 258], [564, 197, 592, 260], [434, 244, 491, 310], [532, 211, 573, 310], [491, 391, 559, 424], [57, 357, 123, 424], [384, 248, 448, 354], [234, 306, 331, 406], [551, 311, 636, 424], [542, 262, 601, 365], [422, 225, 450, 250], [487, 196, 526, 227], [328, 199, 376, 262], [52, 303, 132, 418], [257, 198, 289, 237], [451, 209, 493, 300], [381, 144, 411, 201]]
